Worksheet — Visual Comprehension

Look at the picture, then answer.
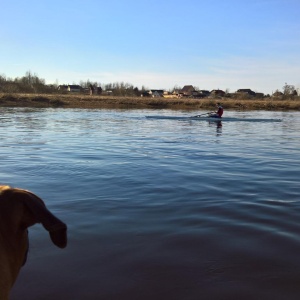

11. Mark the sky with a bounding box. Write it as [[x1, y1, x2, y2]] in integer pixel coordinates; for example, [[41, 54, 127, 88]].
[[1, 0, 300, 94]]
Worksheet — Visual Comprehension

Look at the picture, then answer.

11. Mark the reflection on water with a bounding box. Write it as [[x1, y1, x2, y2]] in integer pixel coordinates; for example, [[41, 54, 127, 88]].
[[1, 108, 300, 299], [208, 120, 222, 135]]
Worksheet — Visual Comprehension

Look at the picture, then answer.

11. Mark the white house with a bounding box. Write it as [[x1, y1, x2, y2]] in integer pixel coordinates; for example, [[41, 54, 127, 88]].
[[67, 85, 82, 93]]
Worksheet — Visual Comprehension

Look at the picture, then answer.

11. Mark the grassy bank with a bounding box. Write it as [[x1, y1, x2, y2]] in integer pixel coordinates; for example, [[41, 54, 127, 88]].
[[0, 93, 299, 111]]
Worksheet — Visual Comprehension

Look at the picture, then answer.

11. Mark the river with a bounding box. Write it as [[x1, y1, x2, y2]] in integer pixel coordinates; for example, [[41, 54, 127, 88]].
[[1, 108, 299, 300]]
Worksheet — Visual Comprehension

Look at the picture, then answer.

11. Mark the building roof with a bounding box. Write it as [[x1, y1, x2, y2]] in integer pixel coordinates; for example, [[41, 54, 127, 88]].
[[68, 85, 82, 89], [180, 85, 195, 95], [150, 89, 164, 93], [211, 89, 225, 94], [237, 89, 256, 95]]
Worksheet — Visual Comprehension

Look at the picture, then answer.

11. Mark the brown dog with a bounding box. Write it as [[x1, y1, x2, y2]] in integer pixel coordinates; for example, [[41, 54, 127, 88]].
[[0, 185, 67, 300]]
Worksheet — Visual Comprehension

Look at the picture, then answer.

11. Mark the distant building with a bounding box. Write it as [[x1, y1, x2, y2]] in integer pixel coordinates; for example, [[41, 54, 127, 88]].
[[199, 90, 210, 97], [180, 85, 195, 97], [67, 85, 82, 93], [236, 89, 256, 96], [141, 90, 164, 97], [255, 93, 265, 98], [57, 85, 68, 92], [210, 89, 225, 97], [58, 85, 82, 93], [272, 91, 284, 97]]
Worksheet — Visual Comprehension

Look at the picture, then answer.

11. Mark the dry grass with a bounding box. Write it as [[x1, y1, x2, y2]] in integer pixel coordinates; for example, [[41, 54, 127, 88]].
[[0, 93, 299, 111]]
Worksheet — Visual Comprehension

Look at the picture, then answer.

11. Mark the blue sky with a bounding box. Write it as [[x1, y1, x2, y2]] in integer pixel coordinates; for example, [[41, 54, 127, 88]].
[[1, 0, 300, 94]]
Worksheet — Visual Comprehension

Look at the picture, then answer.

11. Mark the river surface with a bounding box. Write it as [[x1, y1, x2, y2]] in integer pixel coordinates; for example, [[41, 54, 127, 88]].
[[1, 108, 299, 300]]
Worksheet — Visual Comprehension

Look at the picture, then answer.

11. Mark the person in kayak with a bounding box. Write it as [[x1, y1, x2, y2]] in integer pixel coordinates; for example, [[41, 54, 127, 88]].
[[210, 103, 223, 118]]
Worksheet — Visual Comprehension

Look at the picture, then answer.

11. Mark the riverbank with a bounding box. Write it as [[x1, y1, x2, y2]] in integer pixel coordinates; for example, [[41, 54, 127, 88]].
[[0, 93, 299, 110]]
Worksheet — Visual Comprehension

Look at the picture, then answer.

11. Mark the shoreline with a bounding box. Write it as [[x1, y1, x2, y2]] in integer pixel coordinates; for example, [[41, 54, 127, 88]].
[[0, 93, 299, 111]]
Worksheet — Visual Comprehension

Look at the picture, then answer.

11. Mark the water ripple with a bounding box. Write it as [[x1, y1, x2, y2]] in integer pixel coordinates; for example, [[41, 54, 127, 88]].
[[3, 108, 300, 300]]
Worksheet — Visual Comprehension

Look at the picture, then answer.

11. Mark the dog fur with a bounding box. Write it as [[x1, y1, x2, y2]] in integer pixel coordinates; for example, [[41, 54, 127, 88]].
[[0, 185, 67, 300]]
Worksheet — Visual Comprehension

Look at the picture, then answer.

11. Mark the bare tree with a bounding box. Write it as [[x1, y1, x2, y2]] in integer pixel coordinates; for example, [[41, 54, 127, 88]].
[[283, 83, 295, 96]]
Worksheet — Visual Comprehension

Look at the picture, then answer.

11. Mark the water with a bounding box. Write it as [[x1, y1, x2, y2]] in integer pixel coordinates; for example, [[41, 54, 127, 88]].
[[1, 108, 299, 299]]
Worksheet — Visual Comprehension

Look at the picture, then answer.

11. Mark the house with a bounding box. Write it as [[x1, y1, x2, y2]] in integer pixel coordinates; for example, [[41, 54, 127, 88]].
[[255, 93, 265, 98], [171, 89, 181, 97], [57, 85, 68, 92], [210, 89, 225, 97], [180, 85, 195, 97], [178, 86, 210, 98], [58, 84, 82, 93], [236, 89, 256, 96], [150, 90, 164, 97], [199, 90, 210, 97], [67, 85, 82, 93], [272, 91, 283, 97], [141, 91, 151, 97], [141, 90, 164, 97]]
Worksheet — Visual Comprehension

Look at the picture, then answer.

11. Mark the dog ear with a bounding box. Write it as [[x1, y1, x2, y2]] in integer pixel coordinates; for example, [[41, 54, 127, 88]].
[[14, 189, 67, 249]]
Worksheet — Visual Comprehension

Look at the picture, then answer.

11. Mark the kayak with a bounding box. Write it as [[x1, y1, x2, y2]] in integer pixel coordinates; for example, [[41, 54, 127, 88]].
[[146, 115, 282, 122]]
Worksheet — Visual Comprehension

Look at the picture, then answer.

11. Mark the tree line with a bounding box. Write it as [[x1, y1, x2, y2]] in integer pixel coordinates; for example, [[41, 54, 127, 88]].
[[0, 71, 299, 99], [0, 72, 148, 96], [0, 72, 54, 94]]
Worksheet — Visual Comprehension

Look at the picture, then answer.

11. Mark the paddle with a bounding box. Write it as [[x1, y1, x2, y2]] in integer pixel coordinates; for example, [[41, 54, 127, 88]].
[[191, 112, 213, 118]]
